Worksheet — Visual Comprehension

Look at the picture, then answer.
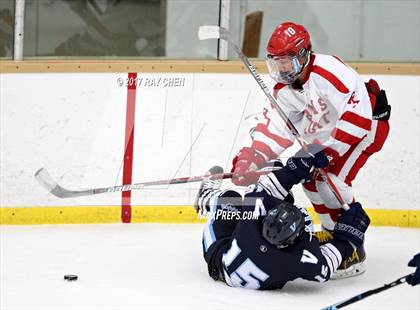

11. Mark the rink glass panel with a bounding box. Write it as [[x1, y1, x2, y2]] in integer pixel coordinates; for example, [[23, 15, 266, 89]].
[[23, 0, 167, 58], [22, 0, 219, 59], [12, 0, 420, 61], [0, 0, 14, 59], [226, 0, 420, 62]]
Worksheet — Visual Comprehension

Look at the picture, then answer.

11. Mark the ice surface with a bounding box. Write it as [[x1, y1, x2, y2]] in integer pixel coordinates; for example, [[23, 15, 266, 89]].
[[1, 224, 419, 310]]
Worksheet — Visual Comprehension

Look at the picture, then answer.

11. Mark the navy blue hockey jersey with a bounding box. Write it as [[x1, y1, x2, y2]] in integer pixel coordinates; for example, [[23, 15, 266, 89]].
[[201, 187, 353, 290]]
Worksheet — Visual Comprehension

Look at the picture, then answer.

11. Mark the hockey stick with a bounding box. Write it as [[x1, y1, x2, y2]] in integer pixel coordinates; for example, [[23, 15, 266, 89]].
[[34, 166, 279, 198], [198, 25, 349, 210], [321, 274, 412, 309]]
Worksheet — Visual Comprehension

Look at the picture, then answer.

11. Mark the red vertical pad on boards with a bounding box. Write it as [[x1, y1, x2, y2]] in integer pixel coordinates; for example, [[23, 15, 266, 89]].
[[122, 73, 137, 223]]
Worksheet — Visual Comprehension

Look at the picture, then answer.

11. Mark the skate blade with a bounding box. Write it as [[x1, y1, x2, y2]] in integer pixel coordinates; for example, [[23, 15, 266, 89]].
[[330, 263, 366, 280]]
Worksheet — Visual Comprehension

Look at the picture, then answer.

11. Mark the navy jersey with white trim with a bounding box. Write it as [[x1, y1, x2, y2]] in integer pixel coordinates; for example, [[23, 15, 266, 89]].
[[202, 188, 353, 290]]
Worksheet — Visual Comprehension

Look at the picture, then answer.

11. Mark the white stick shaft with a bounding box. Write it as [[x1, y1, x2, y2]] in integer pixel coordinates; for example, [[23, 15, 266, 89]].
[[13, 0, 25, 60], [34, 167, 279, 199], [218, 0, 230, 60]]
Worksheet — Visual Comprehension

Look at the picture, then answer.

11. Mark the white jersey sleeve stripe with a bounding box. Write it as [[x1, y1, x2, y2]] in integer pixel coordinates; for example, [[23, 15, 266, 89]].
[[320, 243, 343, 273], [324, 137, 352, 156], [320, 247, 335, 272], [254, 123, 294, 148], [253, 132, 287, 157], [340, 111, 372, 131], [336, 120, 369, 139], [324, 243, 342, 267], [258, 173, 289, 200]]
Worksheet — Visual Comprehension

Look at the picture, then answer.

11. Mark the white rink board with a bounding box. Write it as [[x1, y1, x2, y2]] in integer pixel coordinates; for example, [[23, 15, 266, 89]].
[[0, 72, 419, 209]]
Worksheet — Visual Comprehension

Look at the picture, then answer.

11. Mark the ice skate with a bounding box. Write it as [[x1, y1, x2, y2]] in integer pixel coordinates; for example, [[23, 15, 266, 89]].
[[331, 244, 366, 279]]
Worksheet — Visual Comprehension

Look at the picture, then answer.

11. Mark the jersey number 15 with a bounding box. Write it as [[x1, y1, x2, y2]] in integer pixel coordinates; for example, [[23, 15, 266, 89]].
[[222, 239, 269, 289]]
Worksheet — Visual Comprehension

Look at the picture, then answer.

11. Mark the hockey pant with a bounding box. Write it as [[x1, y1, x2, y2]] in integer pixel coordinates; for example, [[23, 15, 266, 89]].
[[303, 119, 390, 230]]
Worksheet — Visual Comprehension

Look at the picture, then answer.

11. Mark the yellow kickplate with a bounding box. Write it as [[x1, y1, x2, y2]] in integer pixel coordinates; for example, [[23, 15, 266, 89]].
[[131, 206, 205, 223], [0, 205, 419, 227], [365, 209, 420, 227], [0, 206, 121, 225]]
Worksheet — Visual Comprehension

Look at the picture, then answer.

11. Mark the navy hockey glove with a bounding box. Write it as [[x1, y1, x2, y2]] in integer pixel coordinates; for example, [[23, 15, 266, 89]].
[[406, 253, 420, 286], [284, 144, 329, 184], [333, 202, 370, 248]]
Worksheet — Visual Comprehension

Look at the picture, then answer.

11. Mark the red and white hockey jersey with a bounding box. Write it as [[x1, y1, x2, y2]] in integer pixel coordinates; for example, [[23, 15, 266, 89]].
[[252, 53, 373, 161]]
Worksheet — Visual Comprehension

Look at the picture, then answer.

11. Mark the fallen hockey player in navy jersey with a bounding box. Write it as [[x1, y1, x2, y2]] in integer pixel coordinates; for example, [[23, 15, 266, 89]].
[[194, 145, 370, 290]]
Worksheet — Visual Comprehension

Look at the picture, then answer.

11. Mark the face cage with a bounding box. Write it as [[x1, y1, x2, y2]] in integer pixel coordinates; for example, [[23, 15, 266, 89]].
[[266, 54, 304, 84], [276, 221, 305, 249]]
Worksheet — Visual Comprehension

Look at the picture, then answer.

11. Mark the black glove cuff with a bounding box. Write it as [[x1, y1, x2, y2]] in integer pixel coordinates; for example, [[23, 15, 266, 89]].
[[334, 223, 364, 248], [373, 90, 391, 121], [335, 223, 364, 239]]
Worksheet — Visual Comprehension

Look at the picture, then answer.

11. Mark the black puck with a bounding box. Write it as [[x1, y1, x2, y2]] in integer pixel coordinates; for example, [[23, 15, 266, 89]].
[[64, 274, 78, 281]]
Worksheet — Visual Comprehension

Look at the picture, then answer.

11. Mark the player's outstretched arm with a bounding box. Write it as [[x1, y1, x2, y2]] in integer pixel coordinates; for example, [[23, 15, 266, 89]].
[[257, 144, 329, 200]]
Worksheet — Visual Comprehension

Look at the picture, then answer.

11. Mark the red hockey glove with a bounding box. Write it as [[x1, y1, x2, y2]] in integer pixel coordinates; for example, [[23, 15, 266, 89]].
[[365, 78, 380, 96], [231, 147, 266, 186]]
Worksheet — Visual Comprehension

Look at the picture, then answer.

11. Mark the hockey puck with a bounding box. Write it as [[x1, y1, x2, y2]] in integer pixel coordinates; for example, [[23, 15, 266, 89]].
[[64, 274, 78, 281]]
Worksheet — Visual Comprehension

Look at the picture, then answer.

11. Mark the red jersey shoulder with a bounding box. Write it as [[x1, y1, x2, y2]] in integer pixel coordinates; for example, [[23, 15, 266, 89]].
[[309, 54, 353, 94], [272, 82, 288, 99], [274, 83, 287, 91]]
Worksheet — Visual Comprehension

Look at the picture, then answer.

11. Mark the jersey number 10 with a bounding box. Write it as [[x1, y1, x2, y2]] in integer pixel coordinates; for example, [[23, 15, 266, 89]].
[[284, 27, 296, 37]]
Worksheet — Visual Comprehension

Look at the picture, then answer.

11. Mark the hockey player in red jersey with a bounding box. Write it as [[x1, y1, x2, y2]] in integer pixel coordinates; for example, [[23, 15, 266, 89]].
[[231, 22, 391, 278]]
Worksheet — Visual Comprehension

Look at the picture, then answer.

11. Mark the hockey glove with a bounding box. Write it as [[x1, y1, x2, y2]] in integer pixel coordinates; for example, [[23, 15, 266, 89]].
[[365, 79, 391, 121], [231, 147, 266, 186], [372, 90, 391, 121], [284, 144, 329, 184], [322, 147, 339, 170], [333, 202, 370, 249], [407, 253, 420, 286]]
